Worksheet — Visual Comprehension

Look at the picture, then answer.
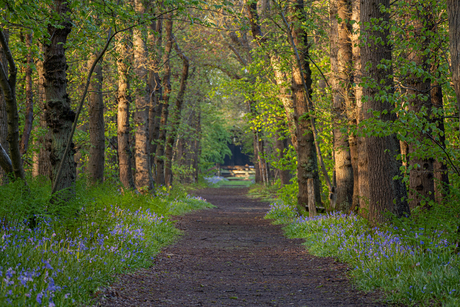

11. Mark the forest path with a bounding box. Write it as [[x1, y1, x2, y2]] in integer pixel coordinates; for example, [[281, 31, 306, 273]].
[[98, 187, 386, 306]]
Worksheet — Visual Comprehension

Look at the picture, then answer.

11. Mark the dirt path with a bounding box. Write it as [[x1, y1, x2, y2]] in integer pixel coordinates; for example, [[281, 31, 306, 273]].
[[98, 187, 386, 306]]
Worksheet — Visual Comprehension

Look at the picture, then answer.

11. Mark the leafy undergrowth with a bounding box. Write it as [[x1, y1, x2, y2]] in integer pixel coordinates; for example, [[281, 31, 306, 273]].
[[0, 177, 213, 306], [266, 201, 460, 306]]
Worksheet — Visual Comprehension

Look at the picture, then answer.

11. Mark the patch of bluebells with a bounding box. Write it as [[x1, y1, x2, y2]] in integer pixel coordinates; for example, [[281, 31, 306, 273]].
[[0, 207, 171, 306], [266, 207, 460, 305], [204, 176, 228, 185]]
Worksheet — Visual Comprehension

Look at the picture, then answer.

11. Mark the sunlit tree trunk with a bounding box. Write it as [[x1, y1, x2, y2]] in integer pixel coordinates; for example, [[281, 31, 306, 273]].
[[155, 14, 173, 186], [330, 0, 354, 212], [87, 54, 105, 184], [360, 0, 409, 223], [116, 33, 135, 189], [44, 0, 76, 197], [133, 0, 152, 190], [447, 0, 460, 129], [288, 0, 322, 215]]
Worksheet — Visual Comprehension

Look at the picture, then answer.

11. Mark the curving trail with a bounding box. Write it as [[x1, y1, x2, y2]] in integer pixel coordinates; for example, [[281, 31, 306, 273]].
[[98, 187, 386, 306]]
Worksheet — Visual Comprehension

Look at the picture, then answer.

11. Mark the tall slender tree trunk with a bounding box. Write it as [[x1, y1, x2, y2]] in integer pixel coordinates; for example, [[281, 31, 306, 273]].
[[406, 4, 435, 209], [330, 0, 354, 211], [87, 54, 105, 184], [447, 0, 460, 129], [275, 121, 290, 186], [116, 33, 136, 189], [155, 14, 173, 186], [164, 40, 189, 186], [360, 0, 409, 223], [133, 0, 152, 190], [44, 0, 75, 197], [350, 0, 361, 212], [0, 31, 8, 184], [149, 18, 162, 173], [33, 44, 51, 178], [20, 32, 34, 157]]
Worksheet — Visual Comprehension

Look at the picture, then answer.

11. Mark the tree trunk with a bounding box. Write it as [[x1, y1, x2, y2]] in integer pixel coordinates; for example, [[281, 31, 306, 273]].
[[360, 0, 409, 223], [447, 0, 460, 129], [133, 0, 152, 190], [116, 33, 136, 189], [155, 14, 173, 186], [20, 32, 34, 157], [33, 44, 51, 178], [149, 18, 162, 173], [406, 4, 435, 209], [164, 40, 189, 186], [44, 0, 75, 197], [87, 54, 105, 184], [0, 32, 8, 184], [288, 0, 322, 216], [330, 0, 354, 212], [275, 122, 290, 186], [350, 0, 361, 212]]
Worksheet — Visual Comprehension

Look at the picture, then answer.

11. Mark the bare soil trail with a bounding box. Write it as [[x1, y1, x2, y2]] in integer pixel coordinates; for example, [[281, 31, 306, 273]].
[[98, 187, 387, 306]]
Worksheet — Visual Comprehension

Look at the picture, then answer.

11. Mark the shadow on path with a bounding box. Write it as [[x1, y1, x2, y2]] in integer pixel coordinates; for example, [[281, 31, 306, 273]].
[[98, 187, 386, 306]]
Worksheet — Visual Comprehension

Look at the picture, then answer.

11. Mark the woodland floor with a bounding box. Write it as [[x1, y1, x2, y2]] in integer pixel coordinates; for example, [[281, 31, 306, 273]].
[[96, 187, 390, 307]]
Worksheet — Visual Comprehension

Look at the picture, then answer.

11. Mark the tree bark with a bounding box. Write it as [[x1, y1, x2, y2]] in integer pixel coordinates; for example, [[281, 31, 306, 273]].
[[133, 0, 152, 190], [155, 14, 173, 186], [20, 32, 34, 157], [0, 31, 8, 184], [149, 18, 162, 172], [33, 44, 51, 178], [351, 0, 361, 212], [44, 0, 75, 198], [116, 33, 136, 189], [360, 0, 409, 223], [447, 0, 460, 129], [275, 122, 291, 186], [87, 54, 105, 184], [330, 0, 354, 212], [164, 39, 189, 186], [406, 4, 435, 209], [288, 0, 322, 216]]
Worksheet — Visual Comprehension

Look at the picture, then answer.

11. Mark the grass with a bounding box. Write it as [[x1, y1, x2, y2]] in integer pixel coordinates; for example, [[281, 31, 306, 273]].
[[265, 196, 460, 306], [0, 177, 213, 306], [204, 175, 254, 188]]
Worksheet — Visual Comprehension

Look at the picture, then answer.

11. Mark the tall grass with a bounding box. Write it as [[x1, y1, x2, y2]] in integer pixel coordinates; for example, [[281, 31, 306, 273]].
[[0, 177, 212, 306]]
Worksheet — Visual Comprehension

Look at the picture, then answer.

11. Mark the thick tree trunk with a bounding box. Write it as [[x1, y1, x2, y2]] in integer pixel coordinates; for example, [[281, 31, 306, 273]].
[[288, 0, 322, 216], [116, 33, 136, 189], [360, 0, 409, 223], [447, 0, 460, 129], [406, 5, 435, 209], [330, 0, 354, 212], [164, 40, 189, 186], [155, 15, 173, 186], [44, 0, 75, 197], [133, 0, 152, 190], [87, 54, 105, 184]]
